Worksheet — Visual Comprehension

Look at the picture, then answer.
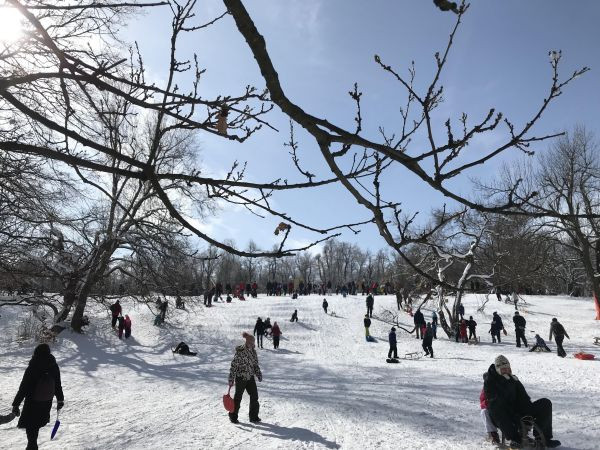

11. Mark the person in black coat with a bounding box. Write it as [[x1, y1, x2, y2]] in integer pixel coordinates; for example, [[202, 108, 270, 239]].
[[290, 310, 298, 322], [253, 317, 265, 349], [422, 323, 434, 358], [548, 318, 570, 358], [467, 316, 477, 341], [364, 314, 372, 338], [12, 344, 64, 450], [413, 308, 425, 339], [483, 355, 560, 448], [490, 312, 504, 343], [366, 294, 374, 318], [513, 312, 528, 348], [388, 327, 398, 359], [322, 299, 328, 314]]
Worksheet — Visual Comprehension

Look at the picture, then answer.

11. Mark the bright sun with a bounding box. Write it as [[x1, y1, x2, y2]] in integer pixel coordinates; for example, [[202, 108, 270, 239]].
[[0, 7, 24, 43]]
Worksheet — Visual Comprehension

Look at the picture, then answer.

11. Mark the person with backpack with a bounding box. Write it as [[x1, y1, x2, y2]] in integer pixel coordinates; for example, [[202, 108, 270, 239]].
[[467, 316, 478, 341], [173, 342, 197, 356], [422, 323, 434, 358], [124, 315, 132, 339], [322, 299, 328, 314], [529, 334, 551, 352], [364, 314, 371, 339], [12, 344, 64, 450], [290, 310, 298, 322], [110, 300, 121, 328], [117, 315, 125, 339], [253, 317, 265, 349], [513, 312, 528, 348], [396, 289, 403, 310], [549, 318, 570, 358], [366, 294, 374, 318], [228, 332, 262, 424], [413, 308, 425, 339], [388, 327, 398, 359], [271, 322, 282, 349], [490, 312, 505, 343]]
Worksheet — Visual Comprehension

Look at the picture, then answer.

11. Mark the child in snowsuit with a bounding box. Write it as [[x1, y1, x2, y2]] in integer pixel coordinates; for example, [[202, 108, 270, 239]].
[[431, 311, 438, 339], [124, 315, 132, 339], [480, 389, 500, 444], [388, 327, 398, 359], [290, 310, 298, 322], [228, 332, 262, 424], [529, 334, 551, 352], [117, 315, 125, 339], [322, 299, 328, 314], [422, 323, 434, 358], [490, 312, 504, 343], [364, 314, 371, 338], [271, 322, 281, 349]]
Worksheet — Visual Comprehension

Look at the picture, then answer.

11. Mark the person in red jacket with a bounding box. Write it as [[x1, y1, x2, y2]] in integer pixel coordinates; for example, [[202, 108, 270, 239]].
[[459, 319, 468, 343], [271, 322, 282, 349], [124, 315, 132, 339], [480, 389, 500, 444]]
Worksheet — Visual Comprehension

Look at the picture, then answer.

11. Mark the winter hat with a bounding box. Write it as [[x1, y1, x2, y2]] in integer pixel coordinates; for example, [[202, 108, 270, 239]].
[[242, 332, 255, 347], [391, 327, 396, 331], [514, 311, 520, 315], [494, 355, 511, 376]]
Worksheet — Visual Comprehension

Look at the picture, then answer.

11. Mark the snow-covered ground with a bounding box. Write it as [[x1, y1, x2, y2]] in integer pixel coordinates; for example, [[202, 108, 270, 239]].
[[0, 293, 599, 449]]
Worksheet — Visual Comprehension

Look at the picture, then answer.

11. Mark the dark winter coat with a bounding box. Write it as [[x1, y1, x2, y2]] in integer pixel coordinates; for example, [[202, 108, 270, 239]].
[[366, 295, 374, 307], [13, 353, 64, 429], [413, 310, 425, 325], [253, 319, 265, 336], [322, 300, 328, 309], [549, 321, 569, 340], [483, 364, 533, 441], [388, 330, 397, 345], [467, 319, 477, 331], [423, 328, 433, 345], [110, 302, 122, 317], [513, 315, 526, 330], [364, 317, 371, 328], [491, 314, 504, 333]]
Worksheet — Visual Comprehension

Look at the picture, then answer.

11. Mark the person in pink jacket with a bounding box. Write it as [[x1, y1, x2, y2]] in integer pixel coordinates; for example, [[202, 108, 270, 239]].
[[271, 322, 282, 349]]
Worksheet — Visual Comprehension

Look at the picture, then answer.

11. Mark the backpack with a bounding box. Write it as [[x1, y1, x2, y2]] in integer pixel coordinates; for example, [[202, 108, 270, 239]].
[[33, 371, 55, 402]]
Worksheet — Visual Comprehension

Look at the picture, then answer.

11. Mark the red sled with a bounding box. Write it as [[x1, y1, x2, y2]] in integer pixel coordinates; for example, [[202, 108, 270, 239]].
[[574, 352, 595, 360], [223, 386, 235, 412]]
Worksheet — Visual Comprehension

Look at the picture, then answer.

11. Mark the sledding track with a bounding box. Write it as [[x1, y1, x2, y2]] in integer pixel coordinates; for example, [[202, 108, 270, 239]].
[[0, 294, 599, 449]]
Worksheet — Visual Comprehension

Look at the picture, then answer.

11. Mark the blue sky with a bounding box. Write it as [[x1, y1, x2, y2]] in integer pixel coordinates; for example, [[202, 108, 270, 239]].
[[124, 0, 600, 253]]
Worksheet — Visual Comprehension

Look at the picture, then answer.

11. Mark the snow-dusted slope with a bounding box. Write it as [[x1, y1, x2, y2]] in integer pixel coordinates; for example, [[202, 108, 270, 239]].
[[0, 293, 598, 449]]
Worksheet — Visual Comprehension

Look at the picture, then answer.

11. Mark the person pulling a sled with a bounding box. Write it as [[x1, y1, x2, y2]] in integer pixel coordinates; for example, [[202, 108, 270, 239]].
[[110, 300, 122, 328], [271, 322, 282, 349], [290, 310, 298, 322], [228, 332, 262, 424], [483, 355, 561, 448], [549, 318, 569, 358]]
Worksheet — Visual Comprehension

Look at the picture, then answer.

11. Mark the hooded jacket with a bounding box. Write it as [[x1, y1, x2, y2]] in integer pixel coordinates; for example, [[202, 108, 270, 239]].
[[228, 345, 262, 385]]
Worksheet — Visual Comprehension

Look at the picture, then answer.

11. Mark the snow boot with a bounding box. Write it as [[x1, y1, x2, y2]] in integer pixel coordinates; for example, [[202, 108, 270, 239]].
[[250, 417, 261, 423], [547, 439, 561, 448]]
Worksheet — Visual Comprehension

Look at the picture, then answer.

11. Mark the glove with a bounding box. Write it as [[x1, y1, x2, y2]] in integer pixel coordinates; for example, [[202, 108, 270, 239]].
[[57, 401, 64, 411], [228, 381, 234, 387], [12, 406, 20, 417]]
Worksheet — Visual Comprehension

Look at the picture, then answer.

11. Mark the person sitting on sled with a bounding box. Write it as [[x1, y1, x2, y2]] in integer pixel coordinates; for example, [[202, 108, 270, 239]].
[[483, 355, 561, 448], [529, 334, 551, 352], [173, 342, 197, 356]]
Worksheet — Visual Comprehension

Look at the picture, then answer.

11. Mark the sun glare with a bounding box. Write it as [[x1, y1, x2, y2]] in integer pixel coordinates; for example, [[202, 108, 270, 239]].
[[0, 7, 23, 43]]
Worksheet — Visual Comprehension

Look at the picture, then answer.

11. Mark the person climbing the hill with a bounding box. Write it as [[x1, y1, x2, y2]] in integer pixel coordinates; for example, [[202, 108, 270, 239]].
[[431, 311, 438, 339], [413, 308, 425, 339], [490, 312, 504, 343], [366, 294, 374, 318], [480, 389, 500, 444], [483, 355, 561, 448], [253, 317, 265, 349], [12, 344, 64, 450], [364, 314, 372, 339], [117, 314, 125, 339], [530, 334, 551, 352], [173, 342, 197, 356], [110, 300, 121, 328], [396, 289, 403, 310], [322, 299, 328, 314], [228, 332, 262, 424], [513, 312, 528, 348], [388, 327, 398, 359], [124, 315, 132, 339], [290, 310, 298, 322], [549, 318, 570, 358], [271, 322, 281, 349], [423, 323, 434, 358], [467, 316, 478, 341]]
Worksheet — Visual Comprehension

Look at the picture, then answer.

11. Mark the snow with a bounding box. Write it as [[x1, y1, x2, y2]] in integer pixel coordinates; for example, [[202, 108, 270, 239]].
[[1, 293, 599, 449]]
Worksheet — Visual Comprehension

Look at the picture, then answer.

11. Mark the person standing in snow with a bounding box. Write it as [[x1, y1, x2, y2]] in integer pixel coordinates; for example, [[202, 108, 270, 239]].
[[322, 299, 328, 314], [253, 318, 265, 349], [422, 323, 434, 358], [228, 332, 262, 424], [549, 318, 569, 358], [388, 327, 398, 359], [124, 315, 132, 339], [529, 334, 551, 352], [483, 355, 561, 448], [458, 302, 465, 320], [431, 311, 438, 339], [366, 294, 374, 318], [364, 314, 372, 339], [271, 322, 281, 349], [513, 311, 528, 348], [490, 312, 504, 343], [396, 289, 403, 310], [413, 308, 425, 339], [12, 344, 64, 450], [512, 291, 519, 310], [467, 316, 478, 341], [290, 310, 298, 322], [110, 300, 121, 328], [159, 300, 168, 323], [117, 315, 125, 339]]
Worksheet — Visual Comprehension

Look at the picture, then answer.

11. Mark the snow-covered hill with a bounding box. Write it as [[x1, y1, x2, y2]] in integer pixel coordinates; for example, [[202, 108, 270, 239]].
[[1, 293, 598, 449]]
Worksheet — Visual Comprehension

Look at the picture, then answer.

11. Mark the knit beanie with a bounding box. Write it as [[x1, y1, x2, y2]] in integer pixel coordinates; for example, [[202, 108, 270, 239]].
[[494, 354, 511, 377]]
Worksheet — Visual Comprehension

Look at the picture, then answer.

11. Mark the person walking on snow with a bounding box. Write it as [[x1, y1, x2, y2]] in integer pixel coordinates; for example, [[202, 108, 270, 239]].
[[290, 310, 298, 322], [253, 317, 265, 349], [117, 315, 125, 339], [431, 311, 438, 339], [124, 315, 132, 339], [458, 302, 465, 319], [110, 300, 121, 328], [388, 327, 398, 359], [271, 322, 282, 349], [513, 311, 528, 348], [364, 314, 371, 339], [366, 294, 374, 318], [12, 344, 65, 450], [322, 299, 328, 314], [413, 308, 425, 339], [467, 316, 478, 341], [549, 318, 569, 358], [423, 323, 434, 358], [490, 312, 504, 343], [228, 332, 262, 424]]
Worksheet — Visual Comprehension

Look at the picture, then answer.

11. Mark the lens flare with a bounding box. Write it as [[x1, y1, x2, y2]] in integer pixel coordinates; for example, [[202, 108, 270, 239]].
[[0, 7, 23, 43]]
